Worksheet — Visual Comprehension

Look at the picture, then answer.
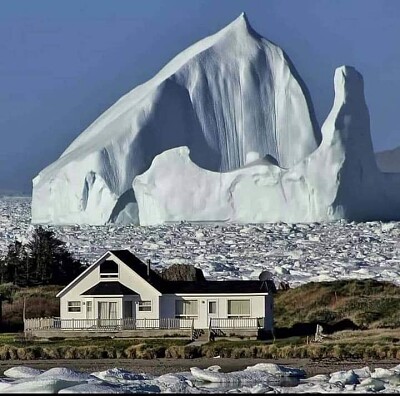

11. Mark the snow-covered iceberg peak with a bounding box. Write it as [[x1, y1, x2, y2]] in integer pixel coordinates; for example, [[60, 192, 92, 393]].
[[32, 13, 321, 225]]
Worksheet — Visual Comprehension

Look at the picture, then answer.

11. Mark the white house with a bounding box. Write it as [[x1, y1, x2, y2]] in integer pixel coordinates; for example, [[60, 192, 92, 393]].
[[25, 250, 274, 339]]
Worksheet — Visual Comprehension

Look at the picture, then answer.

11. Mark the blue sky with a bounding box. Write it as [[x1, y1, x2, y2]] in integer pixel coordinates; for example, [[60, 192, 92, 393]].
[[1, 0, 399, 192]]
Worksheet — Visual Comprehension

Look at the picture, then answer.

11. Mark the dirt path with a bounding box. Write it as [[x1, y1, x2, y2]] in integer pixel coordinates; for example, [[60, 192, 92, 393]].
[[0, 358, 398, 377]]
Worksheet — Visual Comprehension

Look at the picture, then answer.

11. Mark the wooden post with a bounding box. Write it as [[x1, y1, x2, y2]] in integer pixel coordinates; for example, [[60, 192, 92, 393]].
[[191, 318, 194, 340], [23, 298, 26, 322], [0, 294, 2, 329]]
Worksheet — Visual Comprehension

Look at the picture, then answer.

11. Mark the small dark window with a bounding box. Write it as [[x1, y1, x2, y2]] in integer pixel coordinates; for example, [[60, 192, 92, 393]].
[[100, 260, 118, 278]]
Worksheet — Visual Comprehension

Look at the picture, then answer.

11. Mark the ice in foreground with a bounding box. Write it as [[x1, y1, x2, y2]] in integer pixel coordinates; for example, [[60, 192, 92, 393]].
[[1, 363, 400, 393]]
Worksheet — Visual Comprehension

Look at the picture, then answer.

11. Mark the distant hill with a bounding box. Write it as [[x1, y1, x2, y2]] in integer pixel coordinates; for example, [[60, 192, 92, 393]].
[[0, 189, 31, 198], [375, 146, 400, 173], [0, 188, 32, 197]]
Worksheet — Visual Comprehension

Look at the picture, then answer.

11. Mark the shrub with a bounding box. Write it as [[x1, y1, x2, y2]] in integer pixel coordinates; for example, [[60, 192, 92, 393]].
[[165, 346, 184, 359], [42, 347, 61, 359]]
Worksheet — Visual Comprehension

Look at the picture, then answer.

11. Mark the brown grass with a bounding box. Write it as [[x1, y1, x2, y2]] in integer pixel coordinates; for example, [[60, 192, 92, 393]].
[[274, 279, 400, 329]]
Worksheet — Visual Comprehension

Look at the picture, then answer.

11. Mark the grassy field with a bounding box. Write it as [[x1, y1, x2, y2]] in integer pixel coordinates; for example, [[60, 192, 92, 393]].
[[2, 279, 399, 331], [274, 279, 400, 330], [0, 330, 399, 360], [1, 284, 62, 331]]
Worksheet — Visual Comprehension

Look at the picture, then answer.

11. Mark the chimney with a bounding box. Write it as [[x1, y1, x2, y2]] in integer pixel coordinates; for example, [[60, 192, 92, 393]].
[[147, 259, 151, 277]]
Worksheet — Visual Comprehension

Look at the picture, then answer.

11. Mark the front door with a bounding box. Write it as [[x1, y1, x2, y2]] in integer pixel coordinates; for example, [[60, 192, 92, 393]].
[[207, 300, 218, 328], [123, 300, 135, 329]]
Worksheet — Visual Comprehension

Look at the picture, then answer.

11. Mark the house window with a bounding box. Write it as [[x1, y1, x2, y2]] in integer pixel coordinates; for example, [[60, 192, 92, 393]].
[[138, 301, 152, 312], [100, 260, 119, 278], [86, 301, 92, 314], [227, 300, 250, 317], [175, 300, 198, 317], [67, 301, 81, 313], [208, 301, 217, 314]]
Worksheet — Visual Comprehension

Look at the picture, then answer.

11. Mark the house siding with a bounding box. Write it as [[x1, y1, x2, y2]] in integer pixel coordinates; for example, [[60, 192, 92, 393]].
[[160, 293, 270, 330], [60, 255, 161, 321], [57, 251, 273, 334]]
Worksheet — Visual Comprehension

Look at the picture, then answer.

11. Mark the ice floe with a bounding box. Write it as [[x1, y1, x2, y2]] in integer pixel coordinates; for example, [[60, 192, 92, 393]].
[[0, 363, 400, 393], [2, 197, 400, 288]]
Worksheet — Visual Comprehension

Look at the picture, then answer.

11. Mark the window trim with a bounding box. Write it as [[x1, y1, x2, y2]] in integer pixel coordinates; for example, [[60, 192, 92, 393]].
[[138, 300, 152, 312], [208, 300, 217, 315], [67, 301, 81, 313], [175, 299, 199, 318], [227, 299, 251, 318]]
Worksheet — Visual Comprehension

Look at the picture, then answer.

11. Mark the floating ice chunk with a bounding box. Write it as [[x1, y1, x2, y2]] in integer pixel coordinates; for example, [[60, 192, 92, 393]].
[[155, 373, 202, 393], [245, 363, 306, 377], [359, 377, 385, 392], [0, 381, 12, 392], [38, 367, 91, 382], [352, 366, 371, 379], [3, 366, 44, 379], [5, 378, 85, 393], [329, 370, 359, 385], [227, 383, 274, 393], [190, 366, 279, 384], [386, 374, 400, 386], [90, 368, 152, 384], [277, 381, 345, 393], [371, 368, 395, 379], [59, 383, 128, 393]]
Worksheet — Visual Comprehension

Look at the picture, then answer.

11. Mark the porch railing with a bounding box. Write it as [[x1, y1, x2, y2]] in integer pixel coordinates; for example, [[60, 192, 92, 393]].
[[24, 317, 194, 332], [210, 317, 263, 329]]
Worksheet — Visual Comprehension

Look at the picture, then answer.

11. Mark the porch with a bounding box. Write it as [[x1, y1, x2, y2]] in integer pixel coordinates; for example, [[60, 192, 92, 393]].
[[24, 317, 266, 339]]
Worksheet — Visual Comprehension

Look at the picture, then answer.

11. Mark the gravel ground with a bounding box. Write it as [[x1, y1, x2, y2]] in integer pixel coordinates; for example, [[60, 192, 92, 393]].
[[0, 358, 398, 377]]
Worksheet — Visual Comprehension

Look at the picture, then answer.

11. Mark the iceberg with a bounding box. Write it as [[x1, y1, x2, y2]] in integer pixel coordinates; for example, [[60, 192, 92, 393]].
[[134, 66, 400, 225], [31, 13, 320, 225]]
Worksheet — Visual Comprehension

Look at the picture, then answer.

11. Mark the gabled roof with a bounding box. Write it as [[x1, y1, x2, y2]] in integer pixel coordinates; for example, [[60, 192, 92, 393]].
[[56, 250, 111, 298], [110, 250, 270, 294], [81, 281, 138, 296], [57, 249, 271, 298], [110, 250, 166, 291]]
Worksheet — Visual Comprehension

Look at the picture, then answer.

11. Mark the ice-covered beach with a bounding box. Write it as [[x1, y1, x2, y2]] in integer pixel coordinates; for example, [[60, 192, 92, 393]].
[[0, 362, 400, 393]]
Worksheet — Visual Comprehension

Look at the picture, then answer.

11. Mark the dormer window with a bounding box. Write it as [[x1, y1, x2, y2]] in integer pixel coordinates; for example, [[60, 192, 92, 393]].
[[100, 260, 119, 279]]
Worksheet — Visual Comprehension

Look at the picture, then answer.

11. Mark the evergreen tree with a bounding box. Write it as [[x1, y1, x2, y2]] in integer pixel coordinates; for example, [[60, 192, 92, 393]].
[[26, 226, 84, 285], [0, 227, 84, 286], [3, 241, 26, 285]]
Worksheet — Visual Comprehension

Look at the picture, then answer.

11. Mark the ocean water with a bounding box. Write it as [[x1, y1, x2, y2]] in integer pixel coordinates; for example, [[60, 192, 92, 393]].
[[0, 363, 399, 393]]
